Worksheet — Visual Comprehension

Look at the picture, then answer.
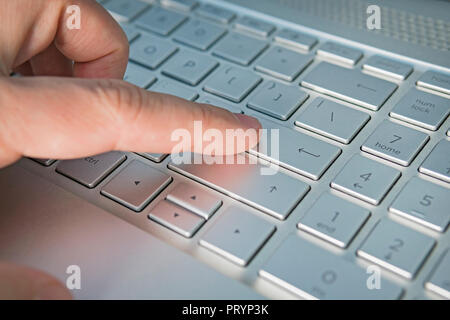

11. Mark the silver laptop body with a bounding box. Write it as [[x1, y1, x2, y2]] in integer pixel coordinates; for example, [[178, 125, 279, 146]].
[[1, 0, 449, 299]]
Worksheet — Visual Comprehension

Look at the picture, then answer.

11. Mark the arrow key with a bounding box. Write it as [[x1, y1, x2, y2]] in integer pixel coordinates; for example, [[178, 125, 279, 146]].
[[101, 160, 172, 211], [149, 200, 205, 238], [166, 183, 222, 219], [200, 207, 275, 266]]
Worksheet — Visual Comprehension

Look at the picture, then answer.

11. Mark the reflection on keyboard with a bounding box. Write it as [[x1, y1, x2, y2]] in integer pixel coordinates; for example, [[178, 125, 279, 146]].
[[41, 0, 450, 300]]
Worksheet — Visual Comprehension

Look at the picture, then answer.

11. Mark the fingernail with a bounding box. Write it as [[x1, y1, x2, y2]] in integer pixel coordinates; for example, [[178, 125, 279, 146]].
[[34, 283, 72, 300], [234, 113, 261, 129]]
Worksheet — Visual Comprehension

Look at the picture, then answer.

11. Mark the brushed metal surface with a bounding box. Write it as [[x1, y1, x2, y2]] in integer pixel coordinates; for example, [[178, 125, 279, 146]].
[[0, 165, 263, 299], [1, 0, 449, 300]]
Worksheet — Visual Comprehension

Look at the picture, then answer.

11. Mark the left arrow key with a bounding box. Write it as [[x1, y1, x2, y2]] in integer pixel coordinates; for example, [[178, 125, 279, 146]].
[[101, 160, 172, 212]]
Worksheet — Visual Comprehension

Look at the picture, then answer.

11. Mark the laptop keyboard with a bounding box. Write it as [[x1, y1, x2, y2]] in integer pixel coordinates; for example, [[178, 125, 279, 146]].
[[29, 0, 450, 299]]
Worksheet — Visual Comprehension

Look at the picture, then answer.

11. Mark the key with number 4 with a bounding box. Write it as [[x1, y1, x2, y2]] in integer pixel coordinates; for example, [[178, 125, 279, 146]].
[[331, 155, 401, 205]]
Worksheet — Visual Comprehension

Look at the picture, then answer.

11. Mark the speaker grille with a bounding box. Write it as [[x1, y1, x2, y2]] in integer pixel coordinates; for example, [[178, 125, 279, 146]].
[[278, 0, 450, 51]]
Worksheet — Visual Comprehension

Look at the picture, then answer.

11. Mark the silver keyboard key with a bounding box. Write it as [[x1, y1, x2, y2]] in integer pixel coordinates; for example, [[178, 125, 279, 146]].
[[390, 88, 450, 131], [196, 95, 242, 113], [166, 183, 222, 220], [247, 81, 308, 120], [57, 152, 126, 188], [150, 79, 199, 101], [32, 158, 56, 166], [149, 200, 205, 238], [260, 235, 403, 299], [425, 250, 450, 299], [166, 184, 222, 220], [162, 50, 218, 86], [317, 41, 363, 66], [254, 46, 312, 82], [123, 62, 156, 88], [295, 97, 370, 144], [203, 65, 262, 102], [101, 160, 172, 212], [361, 120, 429, 166], [104, 0, 149, 22], [212, 32, 268, 66], [129, 34, 178, 70], [234, 16, 275, 37], [357, 219, 435, 279], [135, 6, 187, 36], [199, 207, 275, 266], [419, 139, 450, 183], [173, 18, 226, 51], [168, 153, 310, 220], [302, 62, 397, 111], [298, 193, 370, 248], [389, 177, 450, 232], [120, 24, 140, 42], [274, 29, 317, 52], [161, 0, 198, 12], [331, 155, 401, 205], [249, 118, 341, 180], [137, 152, 167, 163], [363, 55, 413, 80], [195, 4, 235, 24], [417, 70, 450, 95]]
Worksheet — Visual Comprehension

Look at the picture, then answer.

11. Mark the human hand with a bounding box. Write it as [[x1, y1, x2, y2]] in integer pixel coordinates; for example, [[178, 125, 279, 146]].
[[0, 0, 261, 299]]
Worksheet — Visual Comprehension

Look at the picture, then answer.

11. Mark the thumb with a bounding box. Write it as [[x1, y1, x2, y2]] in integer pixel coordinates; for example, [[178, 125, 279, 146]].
[[0, 77, 261, 167], [0, 262, 72, 300]]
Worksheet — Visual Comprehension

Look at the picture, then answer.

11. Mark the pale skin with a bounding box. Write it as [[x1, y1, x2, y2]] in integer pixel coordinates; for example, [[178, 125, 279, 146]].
[[0, 0, 261, 299]]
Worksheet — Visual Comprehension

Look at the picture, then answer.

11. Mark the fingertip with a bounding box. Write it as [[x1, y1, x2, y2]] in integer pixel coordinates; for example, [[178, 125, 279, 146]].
[[232, 113, 262, 131]]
